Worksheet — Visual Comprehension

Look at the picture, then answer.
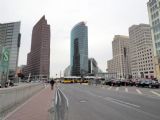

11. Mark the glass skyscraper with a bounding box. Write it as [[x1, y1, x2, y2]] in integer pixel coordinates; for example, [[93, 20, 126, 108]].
[[0, 22, 21, 78], [71, 22, 88, 76], [147, 0, 160, 79]]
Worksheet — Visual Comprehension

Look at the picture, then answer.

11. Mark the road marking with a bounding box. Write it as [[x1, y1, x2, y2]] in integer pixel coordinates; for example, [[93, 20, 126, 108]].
[[150, 91, 160, 97], [80, 100, 87, 103], [125, 88, 128, 92], [108, 86, 112, 90], [116, 87, 119, 91], [108, 97, 140, 108], [136, 89, 142, 94], [104, 97, 140, 108], [87, 91, 97, 97]]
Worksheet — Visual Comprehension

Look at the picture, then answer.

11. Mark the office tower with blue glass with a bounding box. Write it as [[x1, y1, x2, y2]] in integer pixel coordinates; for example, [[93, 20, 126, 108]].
[[71, 22, 88, 76], [147, 0, 160, 79], [0, 22, 21, 84]]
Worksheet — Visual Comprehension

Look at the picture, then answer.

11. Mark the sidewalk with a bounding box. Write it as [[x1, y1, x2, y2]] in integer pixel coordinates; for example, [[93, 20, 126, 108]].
[[4, 85, 54, 120]]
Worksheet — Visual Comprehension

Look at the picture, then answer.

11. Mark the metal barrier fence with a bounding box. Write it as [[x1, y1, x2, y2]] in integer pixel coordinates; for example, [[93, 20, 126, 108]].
[[49, 86, 69, 120], [0, 83, 44, 119]]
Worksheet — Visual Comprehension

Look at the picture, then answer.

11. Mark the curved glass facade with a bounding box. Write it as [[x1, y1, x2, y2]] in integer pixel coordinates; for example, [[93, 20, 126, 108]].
[[70, 22, 88, 76]]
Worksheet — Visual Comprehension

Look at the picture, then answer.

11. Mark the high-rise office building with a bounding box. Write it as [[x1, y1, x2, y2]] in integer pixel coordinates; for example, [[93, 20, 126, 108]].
[[147, 0, 160, 79], [26, 16, 50, 80], [71, 22, 88, 76], [0, 22, 21, 81], [88, 58, 98, 75], [64, 65, 71, 77], [129, 24, 155, 79], [107, 35, 130, 79]]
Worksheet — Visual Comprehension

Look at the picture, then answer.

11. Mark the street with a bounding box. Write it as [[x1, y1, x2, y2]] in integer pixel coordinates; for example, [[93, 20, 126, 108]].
[[59, 84, 160, 120]]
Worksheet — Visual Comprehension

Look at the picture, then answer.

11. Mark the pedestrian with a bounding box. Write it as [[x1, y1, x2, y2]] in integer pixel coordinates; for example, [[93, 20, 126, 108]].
[[50, 79, 55, 90]]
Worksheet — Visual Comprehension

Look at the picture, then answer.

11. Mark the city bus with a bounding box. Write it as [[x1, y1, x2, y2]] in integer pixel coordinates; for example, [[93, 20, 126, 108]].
[[62, 76, 95, 83]]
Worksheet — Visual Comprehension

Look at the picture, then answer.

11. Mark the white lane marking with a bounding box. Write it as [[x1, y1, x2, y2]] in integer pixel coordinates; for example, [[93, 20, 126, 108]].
[[63, 84, 160, 120], [106, 97, 140, 108], [104, 97, 133, 108], [104, 97, 140, 108], [116, 87, 119, 91], [125, 88, 128, 92], [136, 89, 142, 94], [87, 91, 97, 97], [150, 91, 160, 97], [108, 86, 112, 90]]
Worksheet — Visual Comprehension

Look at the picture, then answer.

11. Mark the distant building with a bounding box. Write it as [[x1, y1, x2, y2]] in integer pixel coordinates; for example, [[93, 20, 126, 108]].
[[107, 35, 130, 79], [0, 22, 21, 81], [71, 22, 88, 76], [26, 16, 50, 80], [17, 65, 26, 74], [88, 58, 98, 75], [107, 59, 114, 74], [129, 24, 155, 79], [64, 65, 71, 77], [147, 0, 160, 79]]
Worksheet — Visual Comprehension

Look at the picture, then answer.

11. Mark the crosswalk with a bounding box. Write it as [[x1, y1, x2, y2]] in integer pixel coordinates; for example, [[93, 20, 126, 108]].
[[125, 88, 128, 92], [150, 91, 160, 97], [108, 86, 112, 90], [115, 87, 119, 91], [136, 89, 142, 94], [99, 85, 160, 97]]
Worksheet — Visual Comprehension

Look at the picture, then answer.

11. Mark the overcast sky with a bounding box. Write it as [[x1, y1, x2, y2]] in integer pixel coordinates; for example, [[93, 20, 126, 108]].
[[0, 0, 149, 77]]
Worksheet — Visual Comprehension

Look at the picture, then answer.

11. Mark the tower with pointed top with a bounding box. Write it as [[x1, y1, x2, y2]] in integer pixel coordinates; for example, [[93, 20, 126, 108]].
[[26, 16, 50, 80]]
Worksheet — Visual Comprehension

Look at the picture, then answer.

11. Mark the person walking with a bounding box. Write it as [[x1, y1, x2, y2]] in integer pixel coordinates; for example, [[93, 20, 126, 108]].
[[50, 79, 55, 90]]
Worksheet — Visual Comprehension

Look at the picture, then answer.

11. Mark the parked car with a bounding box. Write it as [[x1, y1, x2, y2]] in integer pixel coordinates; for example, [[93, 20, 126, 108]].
[[112, 80, 121, 86], [121, 80, 135, 86], [135, 79, 141, 87], [136, 79, 159, 88], [105, 80, 113, 86], [149, 80, 159, 88], [136, 79, 149, 87], [120, 80, 127, 86]]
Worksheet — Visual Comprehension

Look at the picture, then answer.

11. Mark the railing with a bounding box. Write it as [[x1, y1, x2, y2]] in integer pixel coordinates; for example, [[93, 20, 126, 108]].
[[49, 86, 69, 120], [0, 83, 44, 119]]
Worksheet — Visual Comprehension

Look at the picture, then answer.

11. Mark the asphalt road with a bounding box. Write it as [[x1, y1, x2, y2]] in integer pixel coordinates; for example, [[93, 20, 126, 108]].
[[59, 84, 160, 120]]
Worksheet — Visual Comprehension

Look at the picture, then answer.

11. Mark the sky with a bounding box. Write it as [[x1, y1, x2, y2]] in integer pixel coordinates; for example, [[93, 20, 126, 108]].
[[0, 0, 149, 77]]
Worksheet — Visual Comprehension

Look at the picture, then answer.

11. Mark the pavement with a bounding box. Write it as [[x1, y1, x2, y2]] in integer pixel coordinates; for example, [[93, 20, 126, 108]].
[[60, 84, 160, 120], [3, 85, 54, 120]]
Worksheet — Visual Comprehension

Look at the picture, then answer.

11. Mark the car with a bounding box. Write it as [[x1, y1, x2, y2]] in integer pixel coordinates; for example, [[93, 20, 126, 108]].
[[135, 80, 141, 87], [104, 80, 113, 86], [136, 79, 159, 88], [149, 80, 159, 88], [120, 79, 135, 86], [120, 80, 127, 86], [136, 79, 150, 87], [112, 80, 121, 86]]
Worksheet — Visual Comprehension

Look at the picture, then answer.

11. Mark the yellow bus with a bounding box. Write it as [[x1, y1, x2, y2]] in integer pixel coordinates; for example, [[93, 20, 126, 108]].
[[62, 76, 95, 83]]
